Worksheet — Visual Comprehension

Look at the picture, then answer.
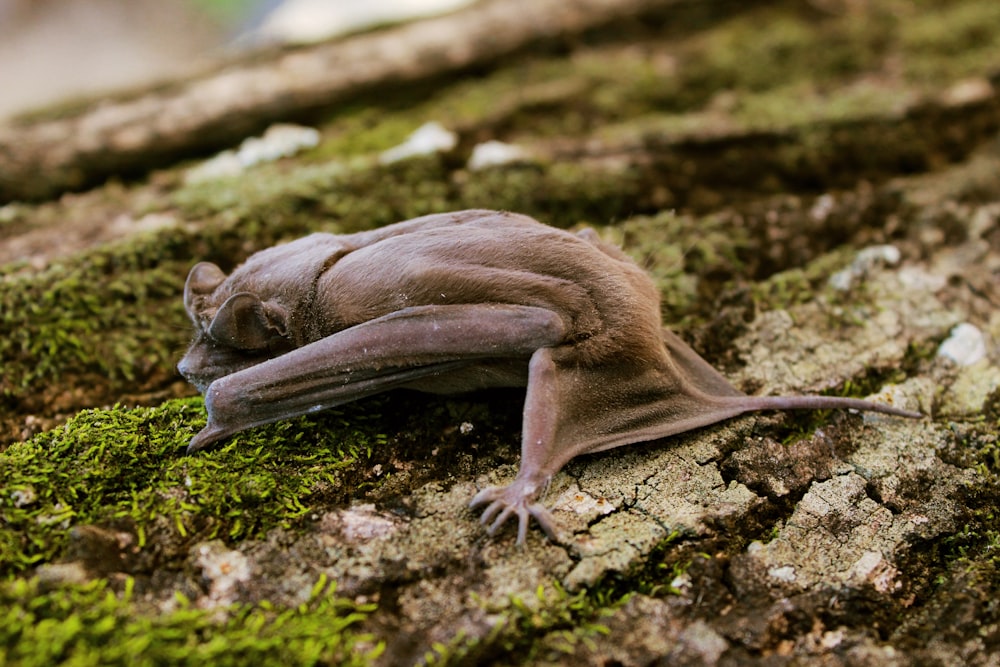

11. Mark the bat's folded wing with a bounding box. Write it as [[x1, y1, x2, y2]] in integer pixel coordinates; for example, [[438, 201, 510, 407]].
[[187, 304, 566, 452]]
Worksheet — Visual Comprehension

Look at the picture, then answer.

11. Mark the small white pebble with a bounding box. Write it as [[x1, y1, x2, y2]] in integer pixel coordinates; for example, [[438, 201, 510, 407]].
[[467, 140, 531, 170], [186, 151, 243, 182], [821, 629, 845, 649], [809, 194, 835, 222], [828, 244, 901, 291], [857, 244, 901, 267], [379, 122, 457, 164], [237, 124, 321, 166], [937, 323, 987, 366], [669, 572, 692, 593], [186, 123, 320, 182]]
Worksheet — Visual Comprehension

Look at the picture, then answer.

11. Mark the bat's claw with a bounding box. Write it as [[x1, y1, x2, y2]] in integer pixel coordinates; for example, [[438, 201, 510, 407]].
[[470, 481, 559, 545], [186, 422, 234, 454]]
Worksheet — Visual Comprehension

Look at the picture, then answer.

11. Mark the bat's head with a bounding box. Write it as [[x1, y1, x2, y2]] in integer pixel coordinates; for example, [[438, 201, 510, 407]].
[[178, 233, 349, 392], [178, 261, 295, 393]]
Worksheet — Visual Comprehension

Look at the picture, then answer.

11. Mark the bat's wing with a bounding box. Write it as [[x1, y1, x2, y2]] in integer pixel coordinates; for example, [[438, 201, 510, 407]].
[[660, 328, 745, 398], [187, 304, 565, 452], [470, 335, 761, 544]]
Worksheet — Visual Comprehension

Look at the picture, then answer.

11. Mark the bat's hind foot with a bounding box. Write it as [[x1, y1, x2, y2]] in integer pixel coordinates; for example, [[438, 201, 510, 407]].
[[469, 478, 559, 545]]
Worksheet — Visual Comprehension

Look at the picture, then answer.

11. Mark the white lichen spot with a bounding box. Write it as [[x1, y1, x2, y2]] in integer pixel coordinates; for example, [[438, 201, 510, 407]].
[[847, 550, 900, 593], [669, 571, 692, 594], [551, 486, 617, 516], [379, 122, 457, 164], [768, 565, 797, 583], [828, 244, 902, 291], [11, 485, 36, 508], [185, 123, 321, 183], [809, 193, 835, 222], [897, 265, 947, 292], [320, 503, 402, 543], [194, 541, 252, 608], [676, 620, 729, 665], [467, 140, 532, 170], [937, 322, 987, 367]]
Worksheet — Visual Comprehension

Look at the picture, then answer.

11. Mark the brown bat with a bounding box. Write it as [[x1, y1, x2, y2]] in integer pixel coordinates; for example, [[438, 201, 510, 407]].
[[179, 209, 920, 544]]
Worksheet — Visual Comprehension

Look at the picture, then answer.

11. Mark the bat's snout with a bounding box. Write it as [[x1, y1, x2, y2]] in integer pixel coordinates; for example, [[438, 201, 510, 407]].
[[177, 355, 211, 394]]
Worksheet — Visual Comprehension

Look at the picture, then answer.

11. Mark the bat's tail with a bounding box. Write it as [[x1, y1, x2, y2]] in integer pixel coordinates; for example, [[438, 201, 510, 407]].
[[727, 394, 922, 419]]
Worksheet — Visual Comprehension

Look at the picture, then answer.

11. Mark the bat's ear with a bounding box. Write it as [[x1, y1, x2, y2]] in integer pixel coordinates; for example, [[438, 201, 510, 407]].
[[208, 292, 289, 351], [184, 262, 227, 316]]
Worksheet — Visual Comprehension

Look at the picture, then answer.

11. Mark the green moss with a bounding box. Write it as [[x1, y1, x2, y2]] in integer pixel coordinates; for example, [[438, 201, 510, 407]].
[[732, 80, 911, 129], [750, 246, 857, 312], [901, 1, 1000, 83], [454, 163, 647, 227], [0, 575, 380, 666], [686, 9, 888, 96], [0, 398, 387, 577], [603, 210, 751, 322], [0, 233, 191, 402], [173, 150, 647, 235], [425, 583, 624, 666]]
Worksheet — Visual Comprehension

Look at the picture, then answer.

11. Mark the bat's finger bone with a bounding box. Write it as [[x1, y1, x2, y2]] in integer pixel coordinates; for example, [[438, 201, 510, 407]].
[[479, 499, 505, 525], [527, 503, 559, 542], [516, 511, 530, 545], [488, 505, 516, 535], [469, 486, 501, 508]]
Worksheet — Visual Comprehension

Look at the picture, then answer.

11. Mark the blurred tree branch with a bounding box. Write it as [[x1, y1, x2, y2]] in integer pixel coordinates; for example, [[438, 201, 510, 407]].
[[0, 0, 682, 203]]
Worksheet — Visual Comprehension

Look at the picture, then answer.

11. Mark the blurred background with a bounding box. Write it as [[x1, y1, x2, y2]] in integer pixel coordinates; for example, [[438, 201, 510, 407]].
[[0, 0, 476, 119]]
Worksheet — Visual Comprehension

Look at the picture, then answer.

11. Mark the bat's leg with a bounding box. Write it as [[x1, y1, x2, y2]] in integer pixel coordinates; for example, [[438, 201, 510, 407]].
[[188, 304, 565, 453], [470, 347, 569, 545]]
